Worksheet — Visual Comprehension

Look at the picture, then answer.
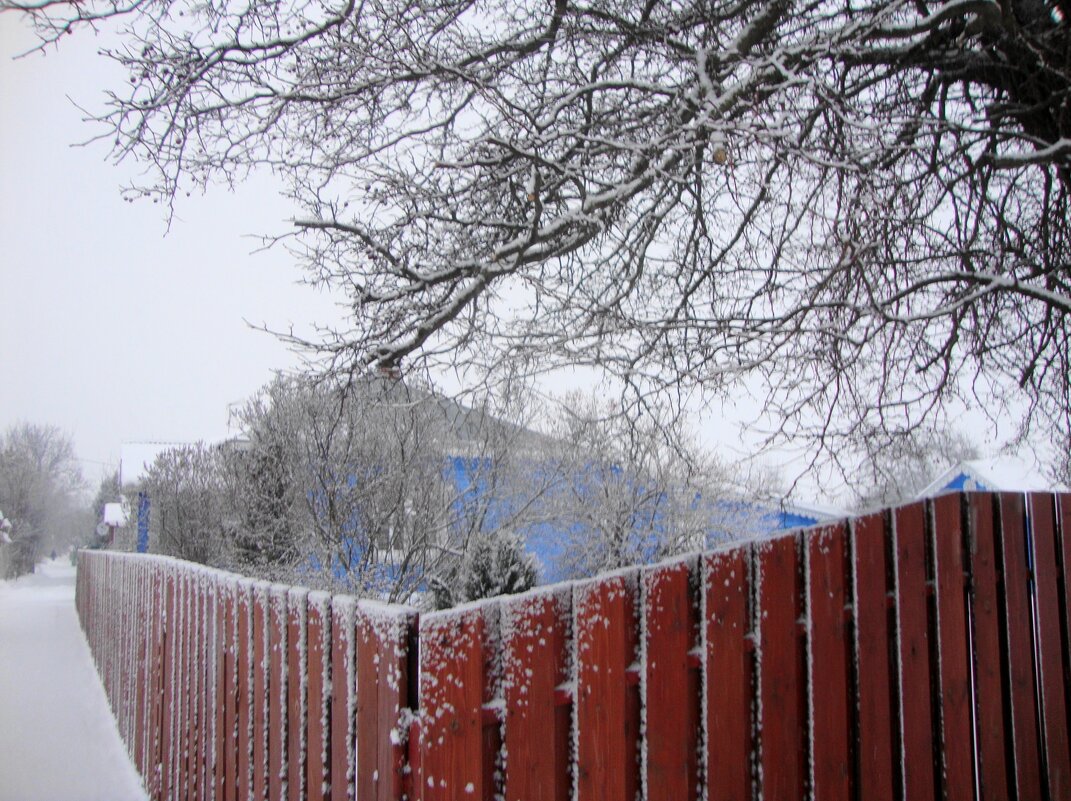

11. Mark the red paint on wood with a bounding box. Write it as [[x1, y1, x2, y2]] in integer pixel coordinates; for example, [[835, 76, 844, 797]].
[[176, 574, 189, 801], [1030, 493, 1071, 799], [757, 534, 806, 801], [574, 573, 640, 801], [852, 513, 896, 801], [288, 591, 307, 801], [330, 601, 355, 801], [306, 601, 330, 801], [238, 584, 254, 801], [931, 494, 976, 800], [196, 576, 208, 801], [1059, 494, 1071, 674], [644, 560, 699, 801], [895, 502, 938, 801], [217, 582, 229, 801], [999, 493, 1045, 799], [502, 589, 572, 801], [967, 494, 1012, 801], [269, 589, 289, 801], [135, 567, 148, 779], [419, 607, 488, 801], [253, 586, 271, 801], [704, 547, 753, 801], [161, 573, 174, 801], [355, 605, 414, 801], [809, 524, 852, 801], [226, 583, 240, 801]]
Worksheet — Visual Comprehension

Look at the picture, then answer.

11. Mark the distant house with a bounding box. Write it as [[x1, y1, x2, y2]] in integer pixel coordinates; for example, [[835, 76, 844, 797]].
[[916, 455, 1066, 499]]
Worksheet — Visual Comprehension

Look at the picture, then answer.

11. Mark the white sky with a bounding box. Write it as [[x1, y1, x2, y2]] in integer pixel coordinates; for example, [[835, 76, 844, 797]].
[[0, 16, 343, 487]]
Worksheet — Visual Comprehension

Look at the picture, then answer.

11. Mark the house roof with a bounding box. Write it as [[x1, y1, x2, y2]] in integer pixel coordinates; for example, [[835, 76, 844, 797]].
[[103, 502, 129, 527], [915, 455, 1066, 499]]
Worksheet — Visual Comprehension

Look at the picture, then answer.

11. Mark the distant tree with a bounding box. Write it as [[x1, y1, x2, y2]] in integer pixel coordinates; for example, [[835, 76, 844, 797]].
[[852, 427, 981, 509], [140, 443, 228, 565], [439, 530, 538, 609], [5, 0, 1070, 481], [528, 394, 730, 580], [225, 374, 544, 602], [0, 423, 87, 575]]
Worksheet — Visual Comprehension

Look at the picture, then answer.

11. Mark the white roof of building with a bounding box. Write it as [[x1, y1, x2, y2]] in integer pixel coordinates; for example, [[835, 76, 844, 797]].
[[102, 502, 129, 527], [916, 455, 1066, 499]]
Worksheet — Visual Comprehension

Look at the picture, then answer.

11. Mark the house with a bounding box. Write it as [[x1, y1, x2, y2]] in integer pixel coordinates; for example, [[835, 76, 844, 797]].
[[915, 455, 1066, 498]]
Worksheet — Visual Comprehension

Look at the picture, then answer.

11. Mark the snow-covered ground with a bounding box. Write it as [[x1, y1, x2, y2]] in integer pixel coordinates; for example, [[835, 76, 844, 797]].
[[0, 558, 147, 801]]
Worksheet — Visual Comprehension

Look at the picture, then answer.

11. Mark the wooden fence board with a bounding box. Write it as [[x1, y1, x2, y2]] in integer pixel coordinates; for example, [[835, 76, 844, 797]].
[[851, 512, 896, 801], [306, 595, 331, 801], [419, 607, 487, 801], [894, 501, 937, 801], [643, 559, 699, 801], [703, 546, 753, 801], [269, 587, 289, 801], [237, 582, 254, 801], [1029, 493, 1071, 799], [574, 572, 640, 801], [999, 492, 1045, 799], [330, 599, 356, 801], [1059, 494, 1071, 673], [931, 494, 975, 801], [162, 573, 175, 801], [501, 588, 572, 801], [226, 580, 241, 801], [967, 494, 1012, 801], [194, 574, 206, 801], [253, 583, 271, 801], [757, 534, 806, 801], [288, 589, 308, 801], [808, 523, 852, 801], [360, 604, 415, 801]]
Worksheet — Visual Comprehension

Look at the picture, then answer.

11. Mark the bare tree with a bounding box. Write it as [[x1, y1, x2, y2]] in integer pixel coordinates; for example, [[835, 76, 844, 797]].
[[226, 374, 548, 602], [139, 442, 230, 565], [5, 0, 1069, 477], [0, 423, 88, 575], [852, 426, 980, 509], [525, 392, 737, 579]]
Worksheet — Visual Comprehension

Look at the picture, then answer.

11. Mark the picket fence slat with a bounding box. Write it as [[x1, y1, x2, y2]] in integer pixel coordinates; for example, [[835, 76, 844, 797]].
[[967, 493, 1013, 801], [288, 588, 308, 801], [808, 523, 852, 801], [999, 492, 1045, 799], [269, 587, 289, 801], [501, 588, 571, 801], [305, 595, 331, 801], [643, 559, 699, 801], [574, 571, 640, 801], [330, 599, 356, 801], [894, 501, 938, 801], [419, 606, 487, 801], [74, 490, 1071, 801], [237, 583, 254, 801], [931, 494, 975, 801], [252, 583, 271, 801], [1029, 493, 1071, 799], [758, 534, 806, 801], [703, 546, 753, 801], [851, 512, 896, 801]]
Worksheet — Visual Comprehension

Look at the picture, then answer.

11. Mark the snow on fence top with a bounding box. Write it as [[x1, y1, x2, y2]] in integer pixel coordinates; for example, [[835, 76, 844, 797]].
[[76, 490, 1071, 801]]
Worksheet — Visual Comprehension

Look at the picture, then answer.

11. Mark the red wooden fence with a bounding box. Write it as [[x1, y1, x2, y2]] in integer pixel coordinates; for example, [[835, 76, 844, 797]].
[[77, 491, 1071, 800]]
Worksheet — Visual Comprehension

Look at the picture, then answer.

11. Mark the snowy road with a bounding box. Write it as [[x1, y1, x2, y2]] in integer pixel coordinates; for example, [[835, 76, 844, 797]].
[[0, 558, 148, 801]]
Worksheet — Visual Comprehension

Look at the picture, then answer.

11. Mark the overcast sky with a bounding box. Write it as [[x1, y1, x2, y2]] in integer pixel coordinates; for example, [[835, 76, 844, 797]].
[[1, 16, 343, 486]]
